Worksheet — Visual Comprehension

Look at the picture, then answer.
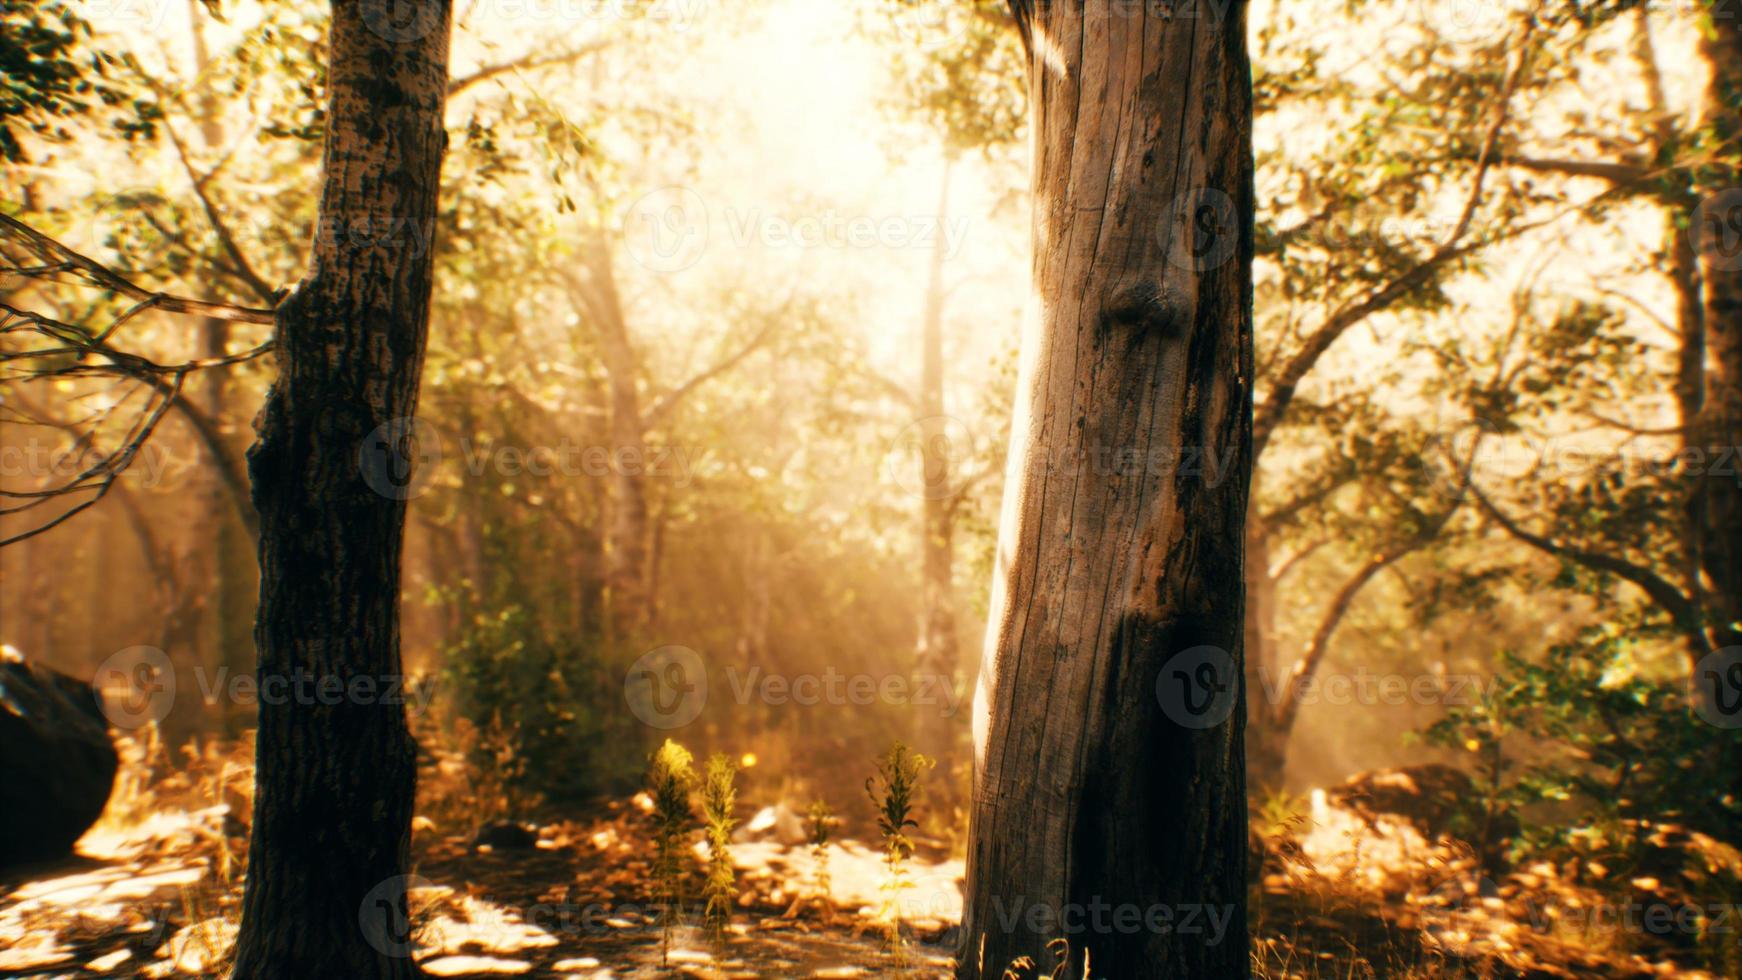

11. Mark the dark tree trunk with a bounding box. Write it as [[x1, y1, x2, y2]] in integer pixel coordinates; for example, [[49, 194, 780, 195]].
[[1696, 7, 1742, 657], [231, 1, 451, 976], [1694, 3, 1742, 830], [960, 3, 1254, 977]]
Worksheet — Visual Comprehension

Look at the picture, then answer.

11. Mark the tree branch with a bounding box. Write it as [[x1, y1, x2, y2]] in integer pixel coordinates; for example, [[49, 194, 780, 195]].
[[1465, 477, 1704, 652], [643, 313, 781, 427], [1253, 24, 1535, 457], [448, 38, 613, 97], [0, 213, 277, 324]]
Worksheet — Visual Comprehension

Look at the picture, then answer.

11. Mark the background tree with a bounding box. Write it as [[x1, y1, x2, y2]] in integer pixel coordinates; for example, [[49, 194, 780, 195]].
[[870, 0, 1024, 765]]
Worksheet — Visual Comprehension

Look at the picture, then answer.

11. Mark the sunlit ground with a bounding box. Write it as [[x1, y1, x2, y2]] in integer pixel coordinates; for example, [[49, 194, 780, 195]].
[[3, 735, 1737, 979]]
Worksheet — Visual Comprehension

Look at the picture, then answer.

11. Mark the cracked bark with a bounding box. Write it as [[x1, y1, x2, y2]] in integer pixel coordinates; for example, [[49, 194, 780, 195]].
[[961, 3, 1253, 976], [231, 1, 451, 976]]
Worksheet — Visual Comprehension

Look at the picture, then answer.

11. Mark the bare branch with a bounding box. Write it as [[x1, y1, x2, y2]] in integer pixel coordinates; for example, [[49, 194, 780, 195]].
[[165, 121, 279, 303], [448, 37, 613, 97], [644, 310, 784, 427], [1464, 477, 1703, 654], [0, 213, 277, 324]]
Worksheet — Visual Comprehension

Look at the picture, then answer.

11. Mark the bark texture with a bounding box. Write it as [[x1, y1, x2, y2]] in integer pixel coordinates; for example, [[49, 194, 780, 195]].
[[961, 3, 1254, 977], [1697, 7, 1742, 658], [1696, 2, 1742, 829], [231, 1, 451, 976]]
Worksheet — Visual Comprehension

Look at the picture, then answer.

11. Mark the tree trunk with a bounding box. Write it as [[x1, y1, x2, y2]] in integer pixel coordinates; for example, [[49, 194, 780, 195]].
[[232, 1, 451, 976], [569, 241, 651, 635], [1244, 514, 1283, 789], [1696, 7, 1742, 657], [1694, 4, 1742, 828], [960, 4, 1254, 977], [188, 0, 260, 737], [916, 159, 961, 762]]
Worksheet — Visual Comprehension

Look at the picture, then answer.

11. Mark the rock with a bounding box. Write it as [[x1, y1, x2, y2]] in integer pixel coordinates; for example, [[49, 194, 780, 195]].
[[733, 801, 808, 846], [1327, 763, 1520, 869], [0, 646, 119, 867], [473, 821, 538, 851], [1326, 764, 1476, 841]]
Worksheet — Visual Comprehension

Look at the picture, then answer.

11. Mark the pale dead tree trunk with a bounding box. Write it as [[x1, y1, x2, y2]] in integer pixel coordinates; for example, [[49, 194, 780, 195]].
[[232, 0, 450, 975], [960, 3, 1254, 977], [915, 158, 961, 761]]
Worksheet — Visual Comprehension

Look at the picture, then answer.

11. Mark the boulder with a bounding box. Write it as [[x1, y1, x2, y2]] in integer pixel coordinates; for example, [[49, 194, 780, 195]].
[[733, 801, 809, 846], [1326, 763, 1475, 841], [472, 821, 539, 851], [0, 646, 119, 867]]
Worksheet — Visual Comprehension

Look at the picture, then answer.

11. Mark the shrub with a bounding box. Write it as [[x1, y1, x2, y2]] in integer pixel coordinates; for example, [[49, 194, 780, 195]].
[[648, 739, 697, 964], [866, 741, 934, 967], [700, 753, 739, 942]]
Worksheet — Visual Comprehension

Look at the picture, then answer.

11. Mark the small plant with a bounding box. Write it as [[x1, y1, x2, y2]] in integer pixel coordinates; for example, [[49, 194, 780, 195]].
[[1003, 939, 1087, 980], [648, 739, 696, 964], [807, 799, 837, 905], [866, 741, 935, 969], [700, 753, 739, 944]]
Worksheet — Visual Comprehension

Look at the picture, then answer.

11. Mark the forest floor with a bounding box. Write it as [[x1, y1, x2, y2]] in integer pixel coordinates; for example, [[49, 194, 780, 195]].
[[0, 739, 1735, 978]]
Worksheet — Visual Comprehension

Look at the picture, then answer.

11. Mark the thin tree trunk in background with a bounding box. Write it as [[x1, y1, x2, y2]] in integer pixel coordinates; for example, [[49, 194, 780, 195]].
[[232, 0, 451, 975], [961, 4, 1254, 977], [569, 241, 651, 635], [915, 159, 960, 762], [1244, 512, 1282, 787], [188, 0, 259, 736]]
